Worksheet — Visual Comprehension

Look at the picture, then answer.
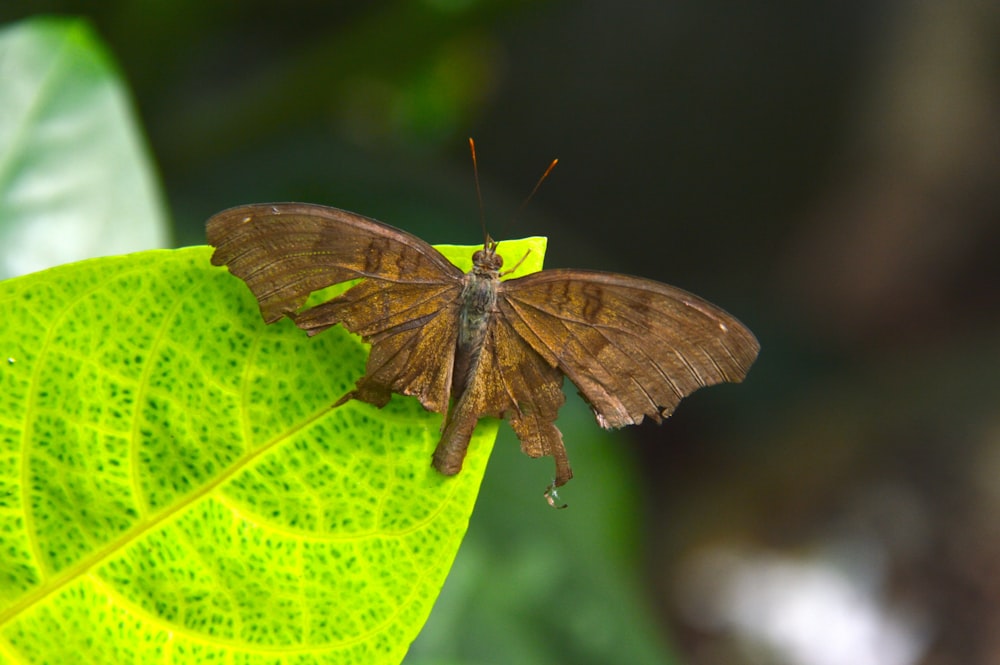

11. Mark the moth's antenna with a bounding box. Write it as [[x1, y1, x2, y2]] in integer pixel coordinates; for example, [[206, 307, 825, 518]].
[[514, 157, 559, 220], [468, 137, 489, 248]]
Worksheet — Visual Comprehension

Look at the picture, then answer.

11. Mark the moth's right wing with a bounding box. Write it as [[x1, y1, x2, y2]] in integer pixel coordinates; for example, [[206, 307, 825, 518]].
[[498, 269, 759, 429]]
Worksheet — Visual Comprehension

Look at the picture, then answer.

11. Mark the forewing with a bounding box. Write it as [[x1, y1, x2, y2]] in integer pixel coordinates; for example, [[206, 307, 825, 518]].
[[206, 203, 463, 323], [498, 269, 760, 429]]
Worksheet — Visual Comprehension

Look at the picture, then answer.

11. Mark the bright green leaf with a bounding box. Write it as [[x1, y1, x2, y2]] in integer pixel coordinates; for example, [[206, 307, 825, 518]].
[[0, 237, 544, 664], [0, 16, 169, 279]]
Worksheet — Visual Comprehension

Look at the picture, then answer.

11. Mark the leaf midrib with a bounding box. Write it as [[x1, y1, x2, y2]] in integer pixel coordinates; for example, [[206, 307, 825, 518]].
[[0, 400, 338, 630], [1, 262, 339, 630]]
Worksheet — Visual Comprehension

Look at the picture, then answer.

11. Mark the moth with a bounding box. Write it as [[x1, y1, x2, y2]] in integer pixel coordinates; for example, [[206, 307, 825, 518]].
[[207, 201, 758, 501]]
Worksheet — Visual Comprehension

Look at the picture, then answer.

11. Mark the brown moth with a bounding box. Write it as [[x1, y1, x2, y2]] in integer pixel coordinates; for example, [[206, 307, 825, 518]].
[[206, 200, 758, 501]]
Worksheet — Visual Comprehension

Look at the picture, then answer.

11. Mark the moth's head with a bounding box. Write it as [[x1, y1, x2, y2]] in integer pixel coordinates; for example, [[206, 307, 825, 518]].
[[472, 239, 503, 273]]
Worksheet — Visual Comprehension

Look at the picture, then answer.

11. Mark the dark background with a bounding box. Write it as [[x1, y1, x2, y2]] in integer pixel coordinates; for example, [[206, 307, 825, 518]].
[[4, 2, 1000, 663]]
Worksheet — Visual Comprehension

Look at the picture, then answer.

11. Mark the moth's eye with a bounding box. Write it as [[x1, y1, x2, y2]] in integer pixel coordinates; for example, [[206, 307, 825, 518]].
[[472, 250, 484, 262], [494, 254, 504, 268]]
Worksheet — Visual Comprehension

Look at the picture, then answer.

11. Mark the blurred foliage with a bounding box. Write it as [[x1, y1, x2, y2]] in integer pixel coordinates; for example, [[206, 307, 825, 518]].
[[0, 16, 168, 277], [406, 395, 673, 665]]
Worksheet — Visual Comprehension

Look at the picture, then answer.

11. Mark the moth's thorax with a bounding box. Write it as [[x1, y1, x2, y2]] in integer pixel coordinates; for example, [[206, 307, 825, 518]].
[[458, 267, 499, 349], [451, 263, 500, 397]]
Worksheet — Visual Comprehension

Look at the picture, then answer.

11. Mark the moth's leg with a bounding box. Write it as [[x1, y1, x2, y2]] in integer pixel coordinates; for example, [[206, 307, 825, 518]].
[[499, 249, 531, 277]]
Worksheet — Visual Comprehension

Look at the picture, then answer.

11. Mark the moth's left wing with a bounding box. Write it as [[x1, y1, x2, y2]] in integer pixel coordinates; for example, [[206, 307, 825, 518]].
[[207, 203, 465, 413], [207, 203, 463, 323], [497, 269, 759, 429]]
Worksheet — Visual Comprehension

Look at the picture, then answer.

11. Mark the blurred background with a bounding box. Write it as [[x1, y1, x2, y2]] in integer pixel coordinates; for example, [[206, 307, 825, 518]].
[[3, 2, 1000, 663]]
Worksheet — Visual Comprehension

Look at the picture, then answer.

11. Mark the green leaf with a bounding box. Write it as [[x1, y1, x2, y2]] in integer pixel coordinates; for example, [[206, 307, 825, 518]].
[[0, 237, 544, 664], [0, 16, 169, 279]]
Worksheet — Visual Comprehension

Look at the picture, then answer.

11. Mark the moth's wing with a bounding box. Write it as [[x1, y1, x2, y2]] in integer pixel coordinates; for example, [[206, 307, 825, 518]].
[[207, 203, 465, 413], [487, 321, 572, 486], [498, 269, 760, 429], [433, 315, 572, 486], [296, 278, 463, 414], [206, 203, 463, 323]]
